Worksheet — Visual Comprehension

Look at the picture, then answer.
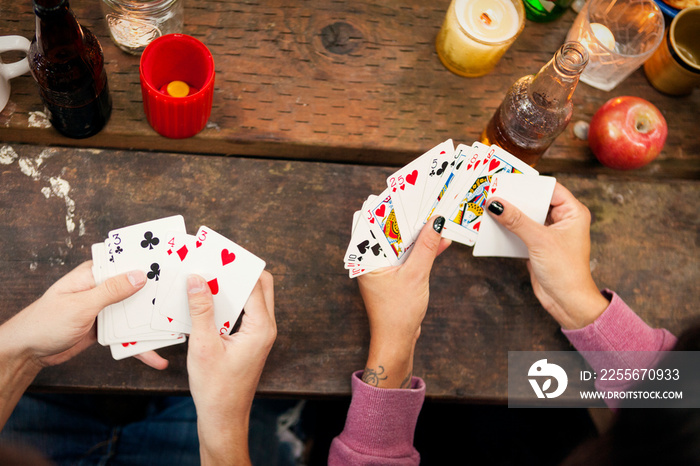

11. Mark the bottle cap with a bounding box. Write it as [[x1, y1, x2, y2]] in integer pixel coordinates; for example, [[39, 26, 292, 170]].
[[33, 0, 67, 15]]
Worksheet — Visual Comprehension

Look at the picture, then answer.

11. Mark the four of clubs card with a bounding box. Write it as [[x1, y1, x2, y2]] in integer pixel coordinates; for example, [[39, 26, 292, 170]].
[[92, 215, 265, 360], [344, 140, 556, 277]]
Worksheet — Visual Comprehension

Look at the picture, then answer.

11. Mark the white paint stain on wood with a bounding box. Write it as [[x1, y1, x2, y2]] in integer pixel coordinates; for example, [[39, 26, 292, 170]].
[[0, 145, 18, 165], [18, 148, 55, 179], [41, 176, 77, 234], [19, 157, 43, 179], [28, 111, 51, 128], [2, 145, 84, 244]]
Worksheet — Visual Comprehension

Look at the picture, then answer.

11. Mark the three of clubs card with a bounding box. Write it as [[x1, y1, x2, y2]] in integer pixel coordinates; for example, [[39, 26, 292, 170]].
[[344, 140, 556, 277], [92, 216, 265, 360]]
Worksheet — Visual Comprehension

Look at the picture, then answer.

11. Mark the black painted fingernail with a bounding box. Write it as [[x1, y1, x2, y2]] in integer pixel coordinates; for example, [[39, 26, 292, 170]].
[[488, 201, 504, 216], [433, 216, 445, 233]]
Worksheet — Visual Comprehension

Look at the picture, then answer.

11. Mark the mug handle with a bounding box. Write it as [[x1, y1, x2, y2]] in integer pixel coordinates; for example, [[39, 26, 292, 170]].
[[0, 35, 31, 80]]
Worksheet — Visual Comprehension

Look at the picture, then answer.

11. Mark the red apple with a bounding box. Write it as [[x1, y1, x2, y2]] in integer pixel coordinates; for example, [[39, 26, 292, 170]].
[[588, 96, 667, 170]]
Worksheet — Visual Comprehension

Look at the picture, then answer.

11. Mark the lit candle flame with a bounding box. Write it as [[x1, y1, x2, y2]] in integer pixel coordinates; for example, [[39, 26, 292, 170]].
[[590, 23, 615, 51]]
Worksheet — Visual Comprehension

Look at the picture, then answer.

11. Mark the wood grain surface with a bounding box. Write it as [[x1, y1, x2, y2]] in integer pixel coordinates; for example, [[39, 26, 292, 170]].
[[1, 143, 697, 400], [0, 0, 698, 177]]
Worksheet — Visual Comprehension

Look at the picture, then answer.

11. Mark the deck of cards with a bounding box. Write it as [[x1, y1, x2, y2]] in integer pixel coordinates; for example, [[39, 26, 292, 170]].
[[344, 140, 557, 277], [91, 215, 266, 360]]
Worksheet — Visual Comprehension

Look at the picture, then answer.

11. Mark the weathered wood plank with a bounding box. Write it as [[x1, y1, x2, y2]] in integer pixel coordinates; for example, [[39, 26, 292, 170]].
[[0, 0, 698, 177]]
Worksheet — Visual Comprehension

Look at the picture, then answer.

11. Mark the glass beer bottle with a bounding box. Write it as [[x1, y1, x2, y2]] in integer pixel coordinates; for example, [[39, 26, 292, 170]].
[[480, 41, 587, 166], [29, 0, 112, 139]]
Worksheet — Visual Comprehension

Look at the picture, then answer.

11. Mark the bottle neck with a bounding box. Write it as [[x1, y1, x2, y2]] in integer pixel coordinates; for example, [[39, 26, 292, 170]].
[[33, 0, 83, 54], [528, 41, 588, 107]]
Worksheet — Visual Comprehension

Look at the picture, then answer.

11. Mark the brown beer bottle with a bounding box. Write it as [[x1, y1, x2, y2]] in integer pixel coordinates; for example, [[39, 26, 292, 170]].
[[481, 41, 587, 166], [28, 0, 112, 139]]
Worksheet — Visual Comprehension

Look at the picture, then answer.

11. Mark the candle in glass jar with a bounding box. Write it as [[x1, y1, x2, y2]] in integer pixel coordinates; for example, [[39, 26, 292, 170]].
[[565, 0, 663, 92], [589, 23, 616, 50], [436, 0, 525, 77]]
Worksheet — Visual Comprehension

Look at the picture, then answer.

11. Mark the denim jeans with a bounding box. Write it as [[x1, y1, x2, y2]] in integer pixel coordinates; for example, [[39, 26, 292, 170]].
[[0, 393, 301, 465]]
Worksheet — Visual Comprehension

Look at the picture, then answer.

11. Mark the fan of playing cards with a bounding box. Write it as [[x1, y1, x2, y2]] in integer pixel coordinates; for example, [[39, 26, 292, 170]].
[[92, 216, 266, 360], [344, 140, 557, 278]]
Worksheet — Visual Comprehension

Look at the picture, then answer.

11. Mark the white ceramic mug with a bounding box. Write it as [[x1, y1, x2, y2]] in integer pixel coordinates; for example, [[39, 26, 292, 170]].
[[0, 35, 31, 112]]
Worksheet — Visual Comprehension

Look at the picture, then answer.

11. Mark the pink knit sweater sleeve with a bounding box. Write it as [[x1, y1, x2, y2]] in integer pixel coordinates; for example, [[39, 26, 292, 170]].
[[562, 289, 677, 404], [328, 371, 425, 466]]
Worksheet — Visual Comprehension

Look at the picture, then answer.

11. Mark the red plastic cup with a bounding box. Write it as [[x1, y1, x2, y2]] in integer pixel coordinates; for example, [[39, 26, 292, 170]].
[[140, 34, 215, 139]]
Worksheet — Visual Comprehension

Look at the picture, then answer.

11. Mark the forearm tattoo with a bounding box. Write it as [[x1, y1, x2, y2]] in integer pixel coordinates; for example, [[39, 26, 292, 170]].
[[361, 366, 413, 388], [361, 365, 388, 386]]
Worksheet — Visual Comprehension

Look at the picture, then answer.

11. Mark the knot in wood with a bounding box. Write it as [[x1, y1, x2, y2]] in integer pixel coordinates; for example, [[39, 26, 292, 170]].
[[320, 22, 362, 55]]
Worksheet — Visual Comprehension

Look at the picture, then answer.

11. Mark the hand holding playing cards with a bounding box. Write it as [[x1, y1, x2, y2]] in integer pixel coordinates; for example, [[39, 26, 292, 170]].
[[0, 261, 151, 430], [186, 271, 276, 465], [358, 217, 450, 389], [486, 183, 610, 330], [1, 261, 149, 369]]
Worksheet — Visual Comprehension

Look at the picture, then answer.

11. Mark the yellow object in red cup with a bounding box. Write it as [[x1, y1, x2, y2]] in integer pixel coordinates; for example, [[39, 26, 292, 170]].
[[158, 80, 199, 97], [166, 80, 189, 97]]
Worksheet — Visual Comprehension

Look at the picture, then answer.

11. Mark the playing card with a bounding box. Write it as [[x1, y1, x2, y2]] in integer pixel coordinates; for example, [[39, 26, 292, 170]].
[[416, 141, 463, 224], [150, 232, 198, 333], [343, 210, 367, 269], [364, 189, 411, 265], [107, 215, 186, 329], [430, 142, 493, 245], [156, 226, 266, 335], [92, 242, 108, 346], [345, 195, 398, 276], [345, 229, 391, 277], [414, 142, 481, 232], [442, 145, 538, 245], [103, 236, 117, 283], [344, 201, 391, 270], [473, 174, 556, 258], [96, 217, 188, 345], [97, 236, 139, 345], [387, 139, 454, 245], [91, 242, 106, 285], [109, 335, 186, 361], [108, 304, 179, 342], [433, 142, 490, 218]]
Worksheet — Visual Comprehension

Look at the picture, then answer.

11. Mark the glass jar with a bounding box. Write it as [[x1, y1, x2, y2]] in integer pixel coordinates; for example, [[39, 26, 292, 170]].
[[101, 0, 184, 55], [436, 0, 526, 77]]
